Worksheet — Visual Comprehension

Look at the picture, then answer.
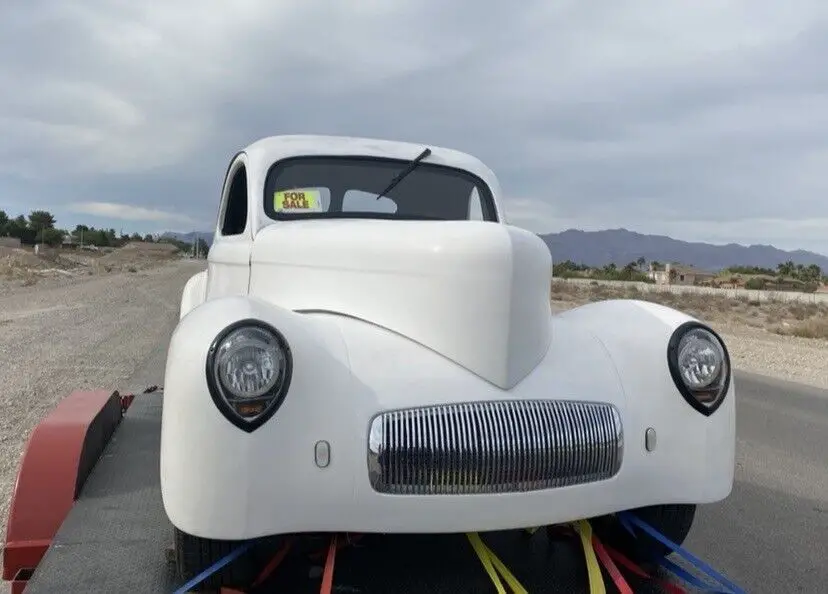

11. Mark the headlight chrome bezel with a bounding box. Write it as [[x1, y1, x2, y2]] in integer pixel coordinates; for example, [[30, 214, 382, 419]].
[[667, 321, 731, 416], [206, 319, 293, 432]]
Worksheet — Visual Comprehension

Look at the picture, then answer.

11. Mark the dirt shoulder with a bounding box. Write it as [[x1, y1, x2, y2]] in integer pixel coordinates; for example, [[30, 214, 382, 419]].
[[552, 280, 828, 390], [0, 259, 205, 542], [0, 241, 185, 295]]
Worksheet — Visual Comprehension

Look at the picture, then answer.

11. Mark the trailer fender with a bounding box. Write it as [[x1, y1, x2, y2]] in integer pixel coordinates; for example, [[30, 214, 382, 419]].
[[2, 390, 123, 591]]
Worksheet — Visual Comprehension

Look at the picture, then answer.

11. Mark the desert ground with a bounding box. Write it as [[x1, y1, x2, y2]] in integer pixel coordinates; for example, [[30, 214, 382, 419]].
[[0, 254, 827, 587], [0, 253, 203, 544]]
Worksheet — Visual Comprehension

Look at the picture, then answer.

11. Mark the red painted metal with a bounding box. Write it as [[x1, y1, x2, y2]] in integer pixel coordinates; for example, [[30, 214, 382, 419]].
[[2, 390, 124, 586], [120, 392, 135, 411]]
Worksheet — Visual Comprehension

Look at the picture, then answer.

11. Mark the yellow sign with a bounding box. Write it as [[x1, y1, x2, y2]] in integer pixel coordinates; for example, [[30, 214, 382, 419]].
[[274, 189, 322, 212]]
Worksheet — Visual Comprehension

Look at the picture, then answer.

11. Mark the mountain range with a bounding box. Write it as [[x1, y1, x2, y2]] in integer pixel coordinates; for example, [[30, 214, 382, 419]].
[[162, 231, 213, 246], [162, 228, 828, 273], [539, 228, 828, 272]]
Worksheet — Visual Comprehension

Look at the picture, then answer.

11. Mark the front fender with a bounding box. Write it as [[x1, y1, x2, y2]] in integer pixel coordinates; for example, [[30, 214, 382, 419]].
[[554, 298, 697, 392], [160, 296, 353, 536], [179, 270, 208, 319], [555, 299, 736, 499]]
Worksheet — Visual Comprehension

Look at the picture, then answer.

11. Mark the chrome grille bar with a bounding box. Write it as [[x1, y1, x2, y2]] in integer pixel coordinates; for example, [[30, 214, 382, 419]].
[[367, 400, 623, 495]]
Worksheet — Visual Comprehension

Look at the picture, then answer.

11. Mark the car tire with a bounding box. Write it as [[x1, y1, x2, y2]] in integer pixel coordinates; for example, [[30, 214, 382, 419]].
[[173, 527, 274, 591], [591, 503, 697, 565]]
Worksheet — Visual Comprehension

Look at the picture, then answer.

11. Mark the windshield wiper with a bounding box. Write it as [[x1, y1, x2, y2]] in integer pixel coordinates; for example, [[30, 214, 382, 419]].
[[375, 147, 432, 200]]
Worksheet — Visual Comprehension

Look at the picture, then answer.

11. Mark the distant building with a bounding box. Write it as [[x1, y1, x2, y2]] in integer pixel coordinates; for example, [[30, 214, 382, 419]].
[[648, 262, 716, 286], [0, 237, 21, 249]]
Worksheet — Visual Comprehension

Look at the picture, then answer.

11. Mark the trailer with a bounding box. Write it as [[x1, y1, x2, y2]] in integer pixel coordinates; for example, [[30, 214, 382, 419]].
[[2, 388, 745, 594]]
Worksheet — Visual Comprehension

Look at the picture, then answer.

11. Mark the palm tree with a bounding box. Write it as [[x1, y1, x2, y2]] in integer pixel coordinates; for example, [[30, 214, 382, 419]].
[[805, 264, 822, 282], [777, 261, 795, 277]]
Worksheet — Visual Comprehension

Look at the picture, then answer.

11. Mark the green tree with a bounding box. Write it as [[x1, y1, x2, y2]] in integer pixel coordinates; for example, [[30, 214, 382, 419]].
[[28, 210, 56, 230], [620, 261, 638, 280], [777, 260, 795, 277], [8, 215, 34, 242], [803, 264, 822, 282], [39, 227, 65, 246]]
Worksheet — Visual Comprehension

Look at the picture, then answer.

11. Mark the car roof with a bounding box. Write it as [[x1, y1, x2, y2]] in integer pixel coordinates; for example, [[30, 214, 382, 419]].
[[242, 134, 501, 192]]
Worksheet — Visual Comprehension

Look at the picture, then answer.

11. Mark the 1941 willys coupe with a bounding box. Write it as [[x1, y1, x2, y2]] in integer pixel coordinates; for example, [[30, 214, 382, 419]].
[[161, 135, 735, 588]]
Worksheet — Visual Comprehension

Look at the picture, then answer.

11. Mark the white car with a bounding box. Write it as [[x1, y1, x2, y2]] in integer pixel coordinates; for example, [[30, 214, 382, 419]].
[[161, 134, 735, 589]]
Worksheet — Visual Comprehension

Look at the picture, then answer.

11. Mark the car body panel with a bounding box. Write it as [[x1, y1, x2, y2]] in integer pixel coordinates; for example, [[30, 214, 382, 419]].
[[160, 297, 734, 540], [248, 219, 552, 389], [179, 270, 208, 319], [161, 134, 736, 541]]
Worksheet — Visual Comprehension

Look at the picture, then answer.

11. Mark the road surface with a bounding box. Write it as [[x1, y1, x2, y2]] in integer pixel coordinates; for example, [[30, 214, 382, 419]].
[[685, 371, 828, 593], [1, 260, 826, 593]]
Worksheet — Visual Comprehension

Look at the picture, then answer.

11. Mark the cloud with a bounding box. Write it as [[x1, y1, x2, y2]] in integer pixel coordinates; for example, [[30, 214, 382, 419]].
[[69, 202, 195, 224], [1, 0, 828, 253]]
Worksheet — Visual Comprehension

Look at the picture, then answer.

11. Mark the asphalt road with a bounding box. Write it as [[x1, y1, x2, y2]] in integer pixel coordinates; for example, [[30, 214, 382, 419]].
[[685, 371, 828, 594]]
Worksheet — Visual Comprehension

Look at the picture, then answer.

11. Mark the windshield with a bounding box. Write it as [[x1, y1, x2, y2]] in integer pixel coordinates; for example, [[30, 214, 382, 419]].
[[263, 156, 498, 222]]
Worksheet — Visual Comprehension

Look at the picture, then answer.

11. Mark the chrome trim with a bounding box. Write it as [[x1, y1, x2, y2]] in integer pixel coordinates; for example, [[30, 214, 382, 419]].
[[367, 400, 623, 495]]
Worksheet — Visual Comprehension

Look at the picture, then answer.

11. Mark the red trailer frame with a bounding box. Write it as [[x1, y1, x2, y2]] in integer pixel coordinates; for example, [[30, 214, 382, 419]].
[[2, 390, 130, 594]]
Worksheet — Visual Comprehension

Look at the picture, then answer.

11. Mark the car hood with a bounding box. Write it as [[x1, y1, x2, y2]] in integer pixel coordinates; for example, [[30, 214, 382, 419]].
[[248, 219, 552, 389]]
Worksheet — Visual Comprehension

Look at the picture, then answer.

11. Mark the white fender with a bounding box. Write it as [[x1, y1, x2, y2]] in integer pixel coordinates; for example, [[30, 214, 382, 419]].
[[179, 270, 208, 319], [555, 299, 736, 501]]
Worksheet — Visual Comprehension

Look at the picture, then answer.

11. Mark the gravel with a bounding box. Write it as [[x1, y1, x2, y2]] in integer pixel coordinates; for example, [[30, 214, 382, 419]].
[[553, 299, 828, 391], [0, 260, 204, 541], [714, 321, 828, 390]]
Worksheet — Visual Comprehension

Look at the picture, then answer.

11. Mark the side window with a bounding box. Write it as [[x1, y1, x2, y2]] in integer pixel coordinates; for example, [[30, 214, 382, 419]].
[[221, 164, 248, 236]]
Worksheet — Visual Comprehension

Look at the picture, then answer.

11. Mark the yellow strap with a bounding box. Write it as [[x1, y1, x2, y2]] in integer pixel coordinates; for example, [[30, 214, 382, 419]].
[[466, 533, 529, 594], [572, 520, 606, 594], [467, 533, 507, 594], [484, 543, 529, 594]]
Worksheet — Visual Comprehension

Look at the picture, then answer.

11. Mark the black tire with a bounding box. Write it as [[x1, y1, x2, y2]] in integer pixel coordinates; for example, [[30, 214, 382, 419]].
[[591, 503, 697, 565], [173, 527, 280, 591]]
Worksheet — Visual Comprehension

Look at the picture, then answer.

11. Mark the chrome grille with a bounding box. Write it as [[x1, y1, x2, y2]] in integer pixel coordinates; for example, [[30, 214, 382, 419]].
[[367, 400, 622, 495]]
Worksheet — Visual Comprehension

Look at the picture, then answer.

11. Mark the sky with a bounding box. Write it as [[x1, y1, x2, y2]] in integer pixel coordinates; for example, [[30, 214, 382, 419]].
[[2, 1, 828, 254]]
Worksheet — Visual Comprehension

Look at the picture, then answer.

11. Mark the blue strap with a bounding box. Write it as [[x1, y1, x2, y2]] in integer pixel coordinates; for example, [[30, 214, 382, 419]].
[[617, 511, 746, 594], [172, 540, 254, 594], [658, 556, 734, 593]]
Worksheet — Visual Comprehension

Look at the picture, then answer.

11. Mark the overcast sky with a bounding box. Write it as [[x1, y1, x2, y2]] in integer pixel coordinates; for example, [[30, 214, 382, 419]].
[[2, 1, 828, 254]]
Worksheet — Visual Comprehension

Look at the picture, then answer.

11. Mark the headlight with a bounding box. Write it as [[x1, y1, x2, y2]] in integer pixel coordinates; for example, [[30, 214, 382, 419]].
[[667, 321, 731, 416], [206, 320, 293, 432]]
